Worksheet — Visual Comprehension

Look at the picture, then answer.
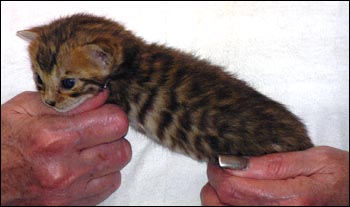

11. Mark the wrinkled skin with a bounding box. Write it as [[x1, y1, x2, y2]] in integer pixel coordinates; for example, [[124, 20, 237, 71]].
[[201, 146, 349, 206], [1, 90, 131, 205]]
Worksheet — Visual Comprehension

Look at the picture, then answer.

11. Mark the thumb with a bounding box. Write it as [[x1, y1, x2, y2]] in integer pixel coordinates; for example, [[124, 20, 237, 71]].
[[3, 89, 109, 117], [224, 147, 320, 180], [66, 89, 110, 115]]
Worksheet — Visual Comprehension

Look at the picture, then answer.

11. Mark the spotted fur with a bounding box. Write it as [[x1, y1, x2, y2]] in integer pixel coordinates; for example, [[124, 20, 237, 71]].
[[18, 14, 313, 162]]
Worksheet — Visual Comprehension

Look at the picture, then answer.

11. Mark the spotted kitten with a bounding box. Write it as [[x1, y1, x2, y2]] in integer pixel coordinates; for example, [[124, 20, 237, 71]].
[[17, 14, 313, 163]]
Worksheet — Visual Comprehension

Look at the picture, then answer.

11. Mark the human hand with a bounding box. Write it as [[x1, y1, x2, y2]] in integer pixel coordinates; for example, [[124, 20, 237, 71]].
[[201, 146, 349, 206], [1, 90, 131, 205]]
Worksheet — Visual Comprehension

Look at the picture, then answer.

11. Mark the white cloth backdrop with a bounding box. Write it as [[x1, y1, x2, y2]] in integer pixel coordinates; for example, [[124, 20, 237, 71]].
[[1, 2, 349, 206]]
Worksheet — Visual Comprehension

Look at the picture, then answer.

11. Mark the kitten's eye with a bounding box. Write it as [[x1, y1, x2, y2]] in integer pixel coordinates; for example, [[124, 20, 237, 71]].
[[36, 74, 43, 85], [61, 78, 76, 89]]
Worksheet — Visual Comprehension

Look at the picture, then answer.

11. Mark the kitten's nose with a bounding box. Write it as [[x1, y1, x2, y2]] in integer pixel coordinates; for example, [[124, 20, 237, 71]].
[[45, 100, 56, 107]]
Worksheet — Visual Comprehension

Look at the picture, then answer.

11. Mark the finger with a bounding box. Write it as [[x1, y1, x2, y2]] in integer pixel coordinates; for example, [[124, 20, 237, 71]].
[[223, 147, 323, 179], [208, 164, 271, 204], [35, 104, 129, 150], [66, 89, 109, 115], [73, 104, 129, 149], [207, 164, 319, 205], [34, 139, 130, 194], [72, 171, 121, 205], [200, 183, 226, 206], [80, 138, 132, 178]]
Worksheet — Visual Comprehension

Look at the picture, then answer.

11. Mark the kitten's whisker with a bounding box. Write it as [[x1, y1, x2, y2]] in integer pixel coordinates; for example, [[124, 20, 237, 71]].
[[79, 78, 104, 88], [103, 78, 111, 89]]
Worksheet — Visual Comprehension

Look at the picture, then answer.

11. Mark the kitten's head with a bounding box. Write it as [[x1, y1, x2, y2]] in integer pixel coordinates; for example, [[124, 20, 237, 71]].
[[17, 14, 126, 112]]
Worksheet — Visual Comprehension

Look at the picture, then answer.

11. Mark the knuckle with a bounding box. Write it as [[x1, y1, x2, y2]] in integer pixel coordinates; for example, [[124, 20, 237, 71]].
[[104, 105, 129, 136], [316, 146, 337, 163], [265, 156, 286, 177], [36, 162, 73, 189], [29, 123, 71, 156], [34, 128, 54, 147], [111, 171, 122, 190], [216, 179, 237, 203], [22, 122, 77, 190], [120, 139, 132, 163], [29, 127, 54, 154], [98, 140, 132, 170], [315, 146, 348, 173], [200, 184, 208, 199], [114, 140, 132, 168]]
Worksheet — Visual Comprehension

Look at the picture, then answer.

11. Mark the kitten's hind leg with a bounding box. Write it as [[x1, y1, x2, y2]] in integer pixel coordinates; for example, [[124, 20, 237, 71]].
[[218, 155, 248, 170]]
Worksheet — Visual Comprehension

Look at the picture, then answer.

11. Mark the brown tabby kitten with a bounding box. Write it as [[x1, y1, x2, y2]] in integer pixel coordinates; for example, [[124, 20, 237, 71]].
[[17, 14, 313, 163]]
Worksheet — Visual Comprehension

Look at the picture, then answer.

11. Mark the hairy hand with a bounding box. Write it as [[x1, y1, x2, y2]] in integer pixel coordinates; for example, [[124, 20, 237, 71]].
[[201, 146, 349, 206], [1, 90, 131, 205]]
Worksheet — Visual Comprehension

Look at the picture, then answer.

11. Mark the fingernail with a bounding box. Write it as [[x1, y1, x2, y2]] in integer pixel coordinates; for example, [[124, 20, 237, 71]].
[[218, 155, 248, 170]]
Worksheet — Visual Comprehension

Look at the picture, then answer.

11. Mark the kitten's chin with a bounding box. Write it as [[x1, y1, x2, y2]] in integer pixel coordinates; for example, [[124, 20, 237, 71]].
[[53, 106, 78, 113], [52, 95, 92, 113]]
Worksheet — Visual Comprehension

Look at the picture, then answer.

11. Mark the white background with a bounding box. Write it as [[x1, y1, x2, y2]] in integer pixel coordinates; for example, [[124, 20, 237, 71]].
[[1, 1, 349, 205]]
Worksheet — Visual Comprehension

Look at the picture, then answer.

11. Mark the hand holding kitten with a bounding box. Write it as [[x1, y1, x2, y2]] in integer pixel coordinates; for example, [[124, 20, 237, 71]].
[[201, 146, 349, 206], [1, 90, 131, 205]]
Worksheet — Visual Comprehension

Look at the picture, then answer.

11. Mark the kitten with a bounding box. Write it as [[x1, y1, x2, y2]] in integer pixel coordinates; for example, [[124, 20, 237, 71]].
[[17, 14, 313, 163]]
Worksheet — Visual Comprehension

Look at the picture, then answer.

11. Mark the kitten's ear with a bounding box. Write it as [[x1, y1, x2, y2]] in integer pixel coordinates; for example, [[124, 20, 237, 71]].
[[82, 44, 113, 69], [17, 30, 38, 42]]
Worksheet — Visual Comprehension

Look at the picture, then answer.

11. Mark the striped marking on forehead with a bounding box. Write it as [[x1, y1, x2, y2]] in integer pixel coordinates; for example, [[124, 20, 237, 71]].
[[36, 44, 58, 72]]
